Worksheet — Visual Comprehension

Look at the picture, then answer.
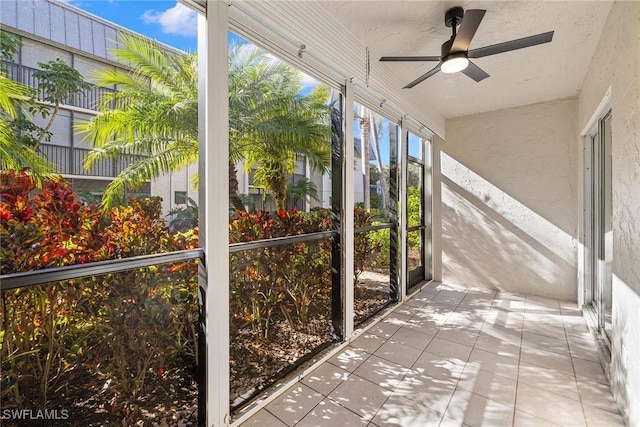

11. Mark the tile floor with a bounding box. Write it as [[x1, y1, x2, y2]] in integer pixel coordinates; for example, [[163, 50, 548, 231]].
[[239, 282, 625, 427]]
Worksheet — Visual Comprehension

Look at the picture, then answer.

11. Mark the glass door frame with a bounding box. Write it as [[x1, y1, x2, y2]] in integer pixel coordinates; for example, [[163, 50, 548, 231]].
[[405, 131, 431, 291], [583, 109, 613, 350]]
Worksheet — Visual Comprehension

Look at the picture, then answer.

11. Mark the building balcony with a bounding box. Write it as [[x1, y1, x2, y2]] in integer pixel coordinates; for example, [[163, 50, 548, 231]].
[[2, 61, 116, 111], [39, 143, 145, 178]]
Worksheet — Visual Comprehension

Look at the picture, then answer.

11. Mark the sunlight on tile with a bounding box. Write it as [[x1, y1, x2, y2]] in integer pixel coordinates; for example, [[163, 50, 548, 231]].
[[239, 284, 624, 427]]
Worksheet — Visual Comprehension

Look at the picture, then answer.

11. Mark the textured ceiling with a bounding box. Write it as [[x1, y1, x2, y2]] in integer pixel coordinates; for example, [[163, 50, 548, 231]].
[[319, 1, 612, 119]]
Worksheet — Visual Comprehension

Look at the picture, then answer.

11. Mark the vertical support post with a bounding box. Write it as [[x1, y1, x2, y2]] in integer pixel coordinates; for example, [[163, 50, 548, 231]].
[[331, 91, 344, 339], [424, 138, 433, 281], [389, 122, 399, 301], [431, 138, 442, 282], [198, 5, 230, 426], [343, 80, 355, 338], [398, 121, 408, 300]]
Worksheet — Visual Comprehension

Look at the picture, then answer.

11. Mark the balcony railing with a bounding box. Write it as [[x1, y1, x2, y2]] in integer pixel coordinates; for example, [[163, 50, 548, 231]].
[[2, 61, 117, 111], [40, 143, 146, 178]]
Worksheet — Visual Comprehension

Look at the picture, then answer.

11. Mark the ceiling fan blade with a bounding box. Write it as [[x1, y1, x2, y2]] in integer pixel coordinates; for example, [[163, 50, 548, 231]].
[[468, 31, 554, 58], [380, 55, 440, 62], [462, 61, 489, 82], [404, 63, 442, 89], [451, 9, 486, 52]]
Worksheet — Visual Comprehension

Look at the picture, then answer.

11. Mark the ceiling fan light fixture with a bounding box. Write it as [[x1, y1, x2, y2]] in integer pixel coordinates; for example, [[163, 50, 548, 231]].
[[441, 52, 469, 73]]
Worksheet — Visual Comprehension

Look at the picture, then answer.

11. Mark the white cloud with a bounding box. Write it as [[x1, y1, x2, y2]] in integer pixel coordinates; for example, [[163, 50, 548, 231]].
[[141, 2, 196, 37]]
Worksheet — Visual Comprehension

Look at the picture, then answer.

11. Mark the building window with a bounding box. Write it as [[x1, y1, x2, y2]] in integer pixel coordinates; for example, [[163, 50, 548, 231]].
[[175, 191, 187, 205]]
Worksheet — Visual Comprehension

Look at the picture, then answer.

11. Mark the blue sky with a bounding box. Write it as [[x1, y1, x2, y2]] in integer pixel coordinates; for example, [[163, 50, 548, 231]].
[[63, 0, 199, 52]]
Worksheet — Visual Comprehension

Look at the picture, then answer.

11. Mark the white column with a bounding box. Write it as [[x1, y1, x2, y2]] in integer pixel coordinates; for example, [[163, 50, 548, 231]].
[[423, 138, 433, 281], [343, 79, 355, 338], [198, 5, 230, 426], [398, 120, 408, 299]]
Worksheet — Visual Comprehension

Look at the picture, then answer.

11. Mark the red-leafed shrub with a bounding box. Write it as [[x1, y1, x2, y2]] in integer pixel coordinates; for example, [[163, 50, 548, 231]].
[[229, 208, 333, 340], [0, 171, 199, 420]]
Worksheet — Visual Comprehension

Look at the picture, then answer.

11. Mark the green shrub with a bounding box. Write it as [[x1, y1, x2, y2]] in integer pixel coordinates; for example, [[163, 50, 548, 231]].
[[0, 171, 199, 419]]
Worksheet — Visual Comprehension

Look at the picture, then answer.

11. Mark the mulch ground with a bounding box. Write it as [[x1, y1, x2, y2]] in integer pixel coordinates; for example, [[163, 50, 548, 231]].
[[1, 273, 391, 425]]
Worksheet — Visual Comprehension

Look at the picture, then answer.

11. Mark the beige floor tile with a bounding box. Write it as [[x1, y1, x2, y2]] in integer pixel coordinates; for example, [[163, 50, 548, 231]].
[[301, 362, 350, 395], [353, 354, 408, 390], [265, 383, 324, 426], [374, 340, 423, 368], [350, 333, 386, 354], [513, 410, 563, 427], [371, 393, 444, 427], [577, 378, 620, 414], [390, 326, 434, 350], [583, 402, 625, 427], [519, 346, 574, 375], [569, 341, 600, 363], [432, 290, 467, 307], [458, 365, 517, 407], [517, 362, 580, 401], [241, 287, 622, 427], [413, 350, 467, 382], [412, 306, 454, 325], [436, 326, 481, 346], [444, 388, 514, 427], [439, 415, 472, 427], [382, 312, 414, 327], [406, 290, 436, 307], [466, 348, 519, 380], [369, 320, 402, 339], [491, 298, 526, 312], [522, 322, 567, 341], [572, 357, 608, 385], [296, 398, 367, 427], [474, 331, 521, 360], [328, 347, 370, 372], [426, 337, 473, 362], [522, 329, 569, 356], [515, 382, 586, 427], [328, 374, 391, 420], [240, 409, 288, 426], [483, 311, 523, 330], [444, 311, 486, 329], [393, 372, 457, 414]]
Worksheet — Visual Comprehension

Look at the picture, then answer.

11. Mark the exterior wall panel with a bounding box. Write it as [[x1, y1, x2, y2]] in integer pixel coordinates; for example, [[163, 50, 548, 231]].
[[436, 98, 579, 300], [49, 3, 66, 45], [33, 0, 50, 39], [64, 8, 80, 49], [578, 2, 640, 425]]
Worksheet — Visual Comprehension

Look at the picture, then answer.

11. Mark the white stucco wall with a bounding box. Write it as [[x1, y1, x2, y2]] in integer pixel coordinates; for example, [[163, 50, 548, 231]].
[[577, 2, 640, 425], [433, 98, 579, 300], [151, 163, 198, 219]]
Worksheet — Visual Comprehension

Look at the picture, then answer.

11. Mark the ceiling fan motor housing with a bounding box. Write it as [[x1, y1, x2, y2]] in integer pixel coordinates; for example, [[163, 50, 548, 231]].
[[445, 6, 464, 27]]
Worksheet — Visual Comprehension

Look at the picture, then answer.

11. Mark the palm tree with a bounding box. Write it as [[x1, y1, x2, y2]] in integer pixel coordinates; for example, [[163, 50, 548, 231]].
[[81, 35, 331, 212], [79, 33, 199, 208], [229, 45, 330, 211], [0, 74, 56, 180], [1, 32, 56, 183], [286, 177, 320, 209]]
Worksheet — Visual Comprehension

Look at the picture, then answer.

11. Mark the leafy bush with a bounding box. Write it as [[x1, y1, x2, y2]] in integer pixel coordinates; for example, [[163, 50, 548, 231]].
[[354, 206, 382, 284], [0, 171, 199, 420], [229, 208, 333, 341]]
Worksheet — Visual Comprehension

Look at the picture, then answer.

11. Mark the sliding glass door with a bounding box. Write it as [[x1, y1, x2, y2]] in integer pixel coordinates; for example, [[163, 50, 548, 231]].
[[584, 109, 613, 347]]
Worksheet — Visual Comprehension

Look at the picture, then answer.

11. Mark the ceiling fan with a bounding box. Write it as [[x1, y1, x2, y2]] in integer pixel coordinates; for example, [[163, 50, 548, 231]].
[[380, 6, 554, 88]]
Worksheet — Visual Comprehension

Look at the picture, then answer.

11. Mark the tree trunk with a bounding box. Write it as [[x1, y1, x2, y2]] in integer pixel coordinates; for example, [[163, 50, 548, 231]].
[[359, 106, 370, 210], [272, 176, 287, 211], [370, 114, 388, 211], [228, 160, 246, 212]]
